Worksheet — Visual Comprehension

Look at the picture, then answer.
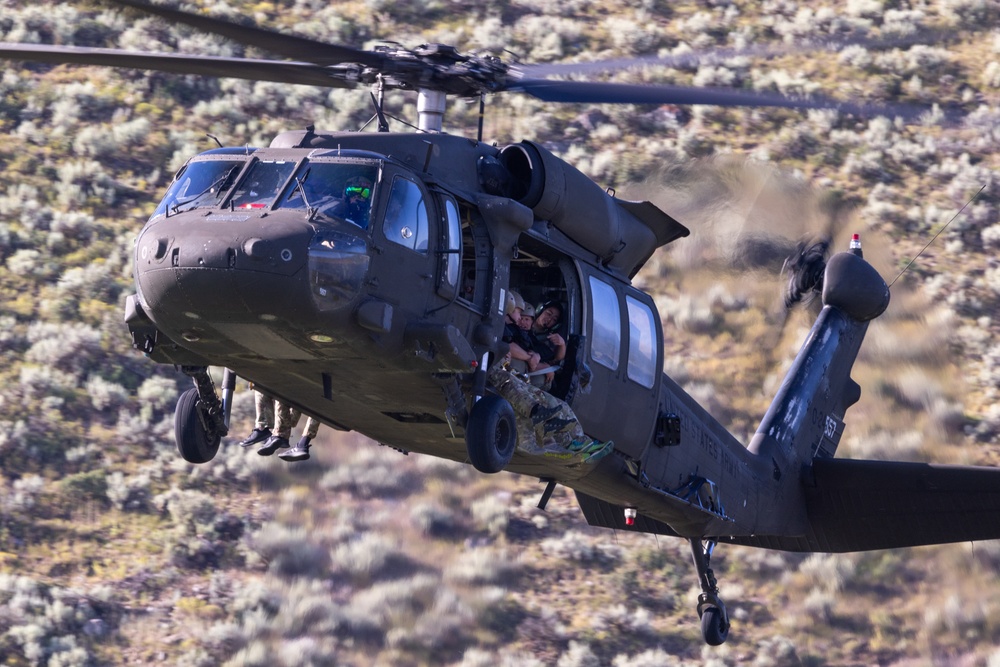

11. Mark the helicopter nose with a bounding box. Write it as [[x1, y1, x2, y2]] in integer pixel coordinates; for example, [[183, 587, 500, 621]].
[[133, 216, 317, 329]]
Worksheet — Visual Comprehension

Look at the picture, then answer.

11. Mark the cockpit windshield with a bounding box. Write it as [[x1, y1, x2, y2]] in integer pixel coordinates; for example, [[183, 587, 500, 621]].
[[228, 160, 298, 210], [150, 159, 244, 219], [277, 162, 379, 229]]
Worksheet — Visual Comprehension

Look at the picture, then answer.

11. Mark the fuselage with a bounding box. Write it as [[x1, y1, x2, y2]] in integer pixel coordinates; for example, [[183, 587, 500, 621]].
[[126, 130, 879, 544]]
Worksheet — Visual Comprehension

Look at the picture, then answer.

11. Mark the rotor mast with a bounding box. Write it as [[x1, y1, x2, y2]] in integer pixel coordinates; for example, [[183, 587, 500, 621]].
[[417, 89, 447, 133]]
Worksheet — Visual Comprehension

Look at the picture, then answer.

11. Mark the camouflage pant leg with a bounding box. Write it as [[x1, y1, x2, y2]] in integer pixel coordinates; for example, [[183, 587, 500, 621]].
[[302, 417, 320, 439], [488, 367, 585, 450], [254, 390, 274, 430], [274, 401, 297, 438]]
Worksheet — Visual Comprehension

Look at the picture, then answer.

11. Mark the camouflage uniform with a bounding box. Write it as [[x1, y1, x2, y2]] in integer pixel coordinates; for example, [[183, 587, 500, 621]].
[[252, 390, 319, 439], [487, 364, 611, 462], [253, 390, 275, 430], [274, 402, 320, 440]]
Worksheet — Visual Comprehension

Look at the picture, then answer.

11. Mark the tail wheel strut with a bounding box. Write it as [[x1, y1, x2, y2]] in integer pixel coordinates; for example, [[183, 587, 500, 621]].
[[690, 538, 730, 646]]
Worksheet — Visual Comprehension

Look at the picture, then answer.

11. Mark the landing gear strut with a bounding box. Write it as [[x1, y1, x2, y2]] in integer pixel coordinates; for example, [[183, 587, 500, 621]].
[[174, 366, 233, 464], [690, 538, 730, 646]]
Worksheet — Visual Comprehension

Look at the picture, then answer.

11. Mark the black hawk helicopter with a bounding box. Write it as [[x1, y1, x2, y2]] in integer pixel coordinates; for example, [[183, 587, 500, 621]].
[[4, 0, 1000, 647]]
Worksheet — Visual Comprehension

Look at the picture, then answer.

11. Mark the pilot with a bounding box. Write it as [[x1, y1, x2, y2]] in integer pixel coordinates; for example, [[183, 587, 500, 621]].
[[488, 357, 611, 462], [328, 175, 374, 228]]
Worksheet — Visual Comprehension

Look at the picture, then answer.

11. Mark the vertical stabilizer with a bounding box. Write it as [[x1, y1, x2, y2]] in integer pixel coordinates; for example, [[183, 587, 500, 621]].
[[749, 247, 889, 470]]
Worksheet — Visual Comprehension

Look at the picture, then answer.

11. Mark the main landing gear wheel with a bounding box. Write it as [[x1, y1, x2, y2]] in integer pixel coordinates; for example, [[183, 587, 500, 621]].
[[699, 601, 730, 646], [690, 538, 731, 645], [174, 387, 222, 464], [465, 394, 516, 473]]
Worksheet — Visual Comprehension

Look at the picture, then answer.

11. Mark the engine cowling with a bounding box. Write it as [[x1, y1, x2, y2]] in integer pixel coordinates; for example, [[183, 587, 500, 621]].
[[496, 141, 687, 277]]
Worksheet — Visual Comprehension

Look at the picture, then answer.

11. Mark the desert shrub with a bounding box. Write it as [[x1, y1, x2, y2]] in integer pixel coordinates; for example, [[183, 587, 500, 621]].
[[105, 471, 152, 512], [243, 522, 326, 577], [59, 470, 109, 506], [922, 592, 990, 638], [0, 474, 46, 512], [0, 575, 106, 667], [612, 647, 688, 667], [752, 636, 801, 667], [385, 586, 475, 654], [56, 160, 119, 208], [410, 501, 461, 538], [318, 446, 418, 498], [85, 375, 130, 412], [329, 532, 405, 582], [24, 322, 103, 375], [540, 530, 623, 564], [446, 546, 521, 585], [470, 493, 510, 536], [590, 604, 654, 637], [555, 640, 600, 667]]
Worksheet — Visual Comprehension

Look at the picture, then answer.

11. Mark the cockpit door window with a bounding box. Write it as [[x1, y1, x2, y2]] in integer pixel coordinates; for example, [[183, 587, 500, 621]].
[[383, 176, 429, 253]]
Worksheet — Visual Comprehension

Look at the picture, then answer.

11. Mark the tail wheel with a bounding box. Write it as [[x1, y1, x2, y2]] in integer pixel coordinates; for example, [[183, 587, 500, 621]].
[[174, 388, 221, 464], [465, 395, 516, 473]]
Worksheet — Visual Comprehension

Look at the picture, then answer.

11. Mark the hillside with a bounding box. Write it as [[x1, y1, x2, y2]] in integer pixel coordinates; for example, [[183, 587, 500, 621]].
[[2, 1, 1000, 665]]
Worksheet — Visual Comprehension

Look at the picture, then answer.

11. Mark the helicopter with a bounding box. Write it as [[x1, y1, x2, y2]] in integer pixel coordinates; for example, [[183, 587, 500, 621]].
[[3, 0, 1000, 648]]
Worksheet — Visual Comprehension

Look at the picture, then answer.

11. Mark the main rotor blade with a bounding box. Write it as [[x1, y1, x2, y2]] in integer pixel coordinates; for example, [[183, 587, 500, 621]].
[[511, 77, 926, 119], [106, 0, 385, 68], [517, 30, 952, 80], [0, 43, 347, 88]]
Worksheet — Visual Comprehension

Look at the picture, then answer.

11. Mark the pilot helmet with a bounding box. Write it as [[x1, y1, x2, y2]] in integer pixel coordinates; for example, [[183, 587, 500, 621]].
[[345, 176, 373, 200], [521, 303, 536, 318]]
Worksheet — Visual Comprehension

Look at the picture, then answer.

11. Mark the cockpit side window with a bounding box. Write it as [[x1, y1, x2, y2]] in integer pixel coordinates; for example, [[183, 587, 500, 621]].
[[228, 160, 297, 210], [588, 276, 621, 371], [383, 176, 429, 253], [278, 162, 378, 229], [626, 295, 658, 388], [151, 159, 244, 219]]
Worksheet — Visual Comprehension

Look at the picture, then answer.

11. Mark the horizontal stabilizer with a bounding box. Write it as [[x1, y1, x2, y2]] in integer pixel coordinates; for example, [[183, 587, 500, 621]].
[[575, 491, 682, 536], [717, 458, 1000, 553]]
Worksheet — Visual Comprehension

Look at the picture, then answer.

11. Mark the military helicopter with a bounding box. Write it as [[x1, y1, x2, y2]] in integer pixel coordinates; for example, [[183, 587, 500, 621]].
[[4, 0, 1000, 647]]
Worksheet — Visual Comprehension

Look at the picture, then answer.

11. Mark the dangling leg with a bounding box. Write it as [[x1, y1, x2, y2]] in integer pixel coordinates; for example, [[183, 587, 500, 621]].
[[280, 416, 319, 462], [240, 390, 273, 447], [258, 400, 292, 456]]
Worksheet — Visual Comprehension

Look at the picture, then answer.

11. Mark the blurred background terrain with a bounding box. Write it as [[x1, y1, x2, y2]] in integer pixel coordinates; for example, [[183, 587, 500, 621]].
[[1, 0, 1000, 664]]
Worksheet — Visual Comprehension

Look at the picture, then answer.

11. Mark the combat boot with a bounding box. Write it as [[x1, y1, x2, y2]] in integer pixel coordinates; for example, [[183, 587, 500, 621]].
[[257, 435, 289, 456], [279, 436, 311, 462], [239, 427, 271, 447]]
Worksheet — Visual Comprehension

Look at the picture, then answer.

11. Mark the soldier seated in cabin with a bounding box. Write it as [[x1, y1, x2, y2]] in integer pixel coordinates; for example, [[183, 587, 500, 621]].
[[518, 302, 535, 332], [523, 300, 567, 390], [488, 355, 611, 463], [503, 291, 544, 384]]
